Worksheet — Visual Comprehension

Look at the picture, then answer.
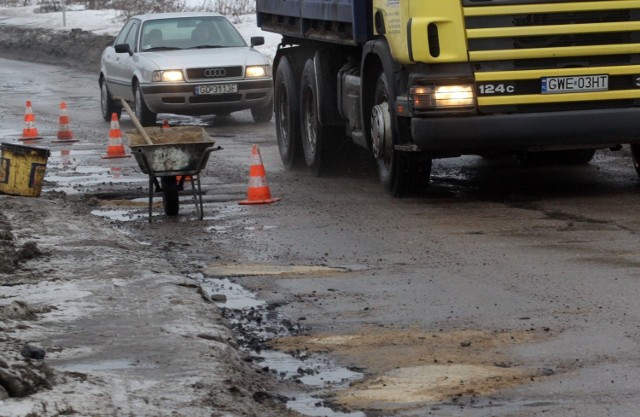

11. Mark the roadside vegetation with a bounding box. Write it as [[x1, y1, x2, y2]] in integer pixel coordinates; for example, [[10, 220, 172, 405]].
[[0, 0, 256, 21]]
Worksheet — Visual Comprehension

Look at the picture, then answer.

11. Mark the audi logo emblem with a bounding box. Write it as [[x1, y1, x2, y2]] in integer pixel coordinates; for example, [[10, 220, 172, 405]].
[[203, 68, 226, 77]]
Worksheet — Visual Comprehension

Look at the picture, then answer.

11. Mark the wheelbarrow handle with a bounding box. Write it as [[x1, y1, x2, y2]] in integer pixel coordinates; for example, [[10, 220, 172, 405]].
[[195, 145, 223, 172], [114, 97, 154, 145]]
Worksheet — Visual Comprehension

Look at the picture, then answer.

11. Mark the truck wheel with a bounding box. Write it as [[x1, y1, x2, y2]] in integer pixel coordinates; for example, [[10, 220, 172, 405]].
[[520, 149, 596, 166], [372, 73, 431, 197], [274, 56, 303, 170], [134, 82, 157, 127], [100, 78, 121, 122], [556, 149, 596, 165], [631, 145, 640, 177], [300, 59, 330, 176], [161, 176, 179, 216]]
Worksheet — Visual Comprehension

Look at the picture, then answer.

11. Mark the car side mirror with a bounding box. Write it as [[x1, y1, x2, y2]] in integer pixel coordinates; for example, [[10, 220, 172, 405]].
[[250, 36, 264, 47], [114, 43, 133, 56]]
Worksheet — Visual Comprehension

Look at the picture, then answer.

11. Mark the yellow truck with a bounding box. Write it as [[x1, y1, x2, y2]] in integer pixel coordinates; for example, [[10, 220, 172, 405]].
[[257, 0, 640, 196]]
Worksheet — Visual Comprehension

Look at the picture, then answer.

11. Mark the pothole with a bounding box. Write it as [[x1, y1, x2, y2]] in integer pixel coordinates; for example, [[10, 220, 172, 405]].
[[270, 329, 554, 411], [202, 263, 349, 277], [338, 363, 527, 408], [191, 271, 365, 417], [194, 265, 556, 414]]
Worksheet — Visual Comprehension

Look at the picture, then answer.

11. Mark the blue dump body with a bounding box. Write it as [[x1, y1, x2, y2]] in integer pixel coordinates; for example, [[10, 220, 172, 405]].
[[256, 0, 370, 45]]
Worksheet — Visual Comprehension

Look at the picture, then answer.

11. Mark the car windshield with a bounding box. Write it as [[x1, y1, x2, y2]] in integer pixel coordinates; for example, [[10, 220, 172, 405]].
[[140, 16, 247, 52]]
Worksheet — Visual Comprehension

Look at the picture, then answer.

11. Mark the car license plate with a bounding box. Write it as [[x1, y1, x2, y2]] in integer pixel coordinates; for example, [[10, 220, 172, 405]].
[[541, 75, 608, 94], [195, 84, 238, 95]]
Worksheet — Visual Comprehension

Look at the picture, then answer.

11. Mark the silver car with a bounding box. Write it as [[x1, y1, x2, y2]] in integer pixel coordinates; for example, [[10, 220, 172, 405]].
[[99, 12, 273, 126]]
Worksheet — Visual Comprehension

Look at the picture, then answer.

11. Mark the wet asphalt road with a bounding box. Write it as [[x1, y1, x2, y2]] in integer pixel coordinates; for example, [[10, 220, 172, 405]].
[[3, 57, 640, 417]]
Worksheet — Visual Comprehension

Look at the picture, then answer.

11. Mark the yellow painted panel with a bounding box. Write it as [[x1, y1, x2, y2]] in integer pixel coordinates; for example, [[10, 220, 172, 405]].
[[470, 43, 640, 61], [475, 65, 640, 81], [467, 21, 640, 39], [375, 0, 470, 64], [478, 89, 640, 106], [464, 1, 640, 17], [407, 1, 468, 63], [372, 0, 409, 62]]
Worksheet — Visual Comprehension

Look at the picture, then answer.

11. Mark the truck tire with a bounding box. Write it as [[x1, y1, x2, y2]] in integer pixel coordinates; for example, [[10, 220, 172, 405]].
[[300, 59, 331, 176], [631, 145, 640, 177], [557, 149, 596, 165], [274, 55, 303, 170], [372, 72, 431, 197], [520, 149, 596, 166]]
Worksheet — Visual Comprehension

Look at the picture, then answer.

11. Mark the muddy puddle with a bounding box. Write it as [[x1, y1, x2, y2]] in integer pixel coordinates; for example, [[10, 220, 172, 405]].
[[191, 272, 366, 417], [193, 265, 556, 415], [55, 358, 157, 372], [272, 329, 554, 412]]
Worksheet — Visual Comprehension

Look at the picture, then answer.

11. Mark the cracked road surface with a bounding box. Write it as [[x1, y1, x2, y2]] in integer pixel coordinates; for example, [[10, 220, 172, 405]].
[[2, 55, 640, 417]]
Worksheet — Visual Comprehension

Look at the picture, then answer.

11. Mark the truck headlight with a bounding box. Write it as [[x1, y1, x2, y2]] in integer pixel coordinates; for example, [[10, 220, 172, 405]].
[[246, 65, 271, 78], [152, 70, 184, 82], [410, 85, 475, 111]]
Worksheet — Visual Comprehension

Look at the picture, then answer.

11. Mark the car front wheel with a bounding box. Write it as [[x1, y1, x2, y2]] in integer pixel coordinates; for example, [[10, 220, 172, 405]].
[[100, 79, 121, 122], [134, 82, 157, 126], [251, 99, 273, 123]]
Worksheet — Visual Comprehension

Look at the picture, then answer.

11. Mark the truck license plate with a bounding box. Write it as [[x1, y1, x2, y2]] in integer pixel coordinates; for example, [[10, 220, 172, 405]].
[[195, 84, 237, 95], [541, 75, 608, 94]]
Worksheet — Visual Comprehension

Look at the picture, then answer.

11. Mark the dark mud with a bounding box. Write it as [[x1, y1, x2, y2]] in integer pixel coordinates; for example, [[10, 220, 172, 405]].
[[0, 24, 113, 72]]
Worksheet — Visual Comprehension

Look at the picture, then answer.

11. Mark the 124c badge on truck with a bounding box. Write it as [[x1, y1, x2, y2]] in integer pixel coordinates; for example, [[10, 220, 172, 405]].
[[477, 83, 516, 95]]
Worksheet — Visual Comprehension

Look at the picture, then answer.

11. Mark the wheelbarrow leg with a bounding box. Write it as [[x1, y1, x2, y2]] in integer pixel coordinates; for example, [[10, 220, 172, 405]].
[[148, 174, 154, 223], [190, 175, 204, 220], [197, 176, 204, 220]]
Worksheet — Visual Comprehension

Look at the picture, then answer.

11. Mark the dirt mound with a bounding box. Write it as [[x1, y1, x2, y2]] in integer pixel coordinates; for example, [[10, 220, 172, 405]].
[[0, 25, 114, 72]]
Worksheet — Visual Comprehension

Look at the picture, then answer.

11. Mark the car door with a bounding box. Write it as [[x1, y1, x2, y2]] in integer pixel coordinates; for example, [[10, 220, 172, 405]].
[[106, 19, 141, 100]]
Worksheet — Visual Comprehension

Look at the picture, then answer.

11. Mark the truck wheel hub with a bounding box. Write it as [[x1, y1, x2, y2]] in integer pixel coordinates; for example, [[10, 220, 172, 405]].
[[371, 102, 391, 159]]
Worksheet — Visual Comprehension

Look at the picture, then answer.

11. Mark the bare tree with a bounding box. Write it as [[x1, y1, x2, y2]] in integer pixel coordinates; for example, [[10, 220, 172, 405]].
[[185, 0, 255, 20], [110, 0, 186, 19]]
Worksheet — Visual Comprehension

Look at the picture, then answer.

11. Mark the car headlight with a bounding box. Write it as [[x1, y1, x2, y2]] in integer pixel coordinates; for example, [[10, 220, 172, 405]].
[[245, 65, 271, 78], [410, 84, 475, 111], [152, 70, 184, 82]]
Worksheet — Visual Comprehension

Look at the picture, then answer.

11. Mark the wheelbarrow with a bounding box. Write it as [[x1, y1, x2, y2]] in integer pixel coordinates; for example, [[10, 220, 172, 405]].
[[117, 98, 221, 222]]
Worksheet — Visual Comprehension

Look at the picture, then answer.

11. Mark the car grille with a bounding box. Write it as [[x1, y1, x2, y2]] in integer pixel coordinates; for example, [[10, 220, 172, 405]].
[[186, 66, 243, 80], [465, 2, 640, 113]]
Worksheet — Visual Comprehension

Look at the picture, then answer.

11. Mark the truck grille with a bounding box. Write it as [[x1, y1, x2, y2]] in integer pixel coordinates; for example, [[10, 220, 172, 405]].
[[464, 2, 640, 112]]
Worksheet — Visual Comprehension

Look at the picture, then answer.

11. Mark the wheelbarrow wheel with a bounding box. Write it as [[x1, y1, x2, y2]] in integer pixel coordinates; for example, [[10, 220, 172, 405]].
[[161, 176, 179, 216]]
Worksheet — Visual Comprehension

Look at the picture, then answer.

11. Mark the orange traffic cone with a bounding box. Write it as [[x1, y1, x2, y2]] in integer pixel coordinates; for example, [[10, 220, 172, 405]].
[[53, 101, 78, 143], [101, 113, 131, 159], [162, 119, 170, 129], [239, 144, 280, 205], [60, 148, 71, 169], [20, 100, 41, 141], [111, 166, 122, 179]]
